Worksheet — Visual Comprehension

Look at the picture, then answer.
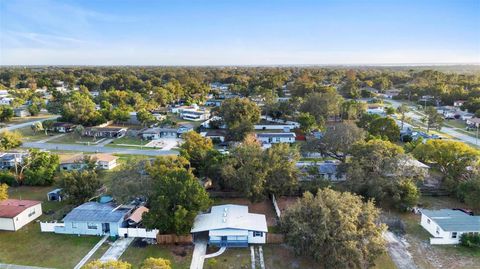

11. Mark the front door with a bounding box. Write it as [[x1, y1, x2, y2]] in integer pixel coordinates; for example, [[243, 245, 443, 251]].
[[102, 223, 110, 234]]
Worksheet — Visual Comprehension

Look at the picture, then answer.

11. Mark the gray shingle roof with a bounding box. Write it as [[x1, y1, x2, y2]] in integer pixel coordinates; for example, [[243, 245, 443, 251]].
[[63, 202, 130, 223], [422, 209, 480, 232]]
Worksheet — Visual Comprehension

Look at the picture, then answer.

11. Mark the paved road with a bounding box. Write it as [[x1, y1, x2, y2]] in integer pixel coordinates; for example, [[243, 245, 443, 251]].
[[0, 115, 60, 132], [388, 99, 479, 147], [22, 142, 178, 156], [0, 264, 54, 269]]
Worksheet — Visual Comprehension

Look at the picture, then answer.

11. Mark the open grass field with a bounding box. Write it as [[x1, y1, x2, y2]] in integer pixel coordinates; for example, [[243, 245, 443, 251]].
[[48, 132, 98, 144], [120, 240, 192, 269], [110, 136, 149, 146]]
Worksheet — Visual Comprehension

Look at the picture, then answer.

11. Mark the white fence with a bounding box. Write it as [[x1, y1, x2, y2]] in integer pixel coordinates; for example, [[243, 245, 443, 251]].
[[271, 194, 281, 218], [40, 222, 64, 232], [118, 228, 159, 238]]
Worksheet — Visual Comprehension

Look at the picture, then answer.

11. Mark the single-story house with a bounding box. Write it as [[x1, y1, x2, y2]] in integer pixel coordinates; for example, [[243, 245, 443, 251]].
[[170, 104, 199, 114], [466, 118, 480, 128], [139, 127, 178, 140], [14, 108, 30, 117], [177, 124, 194, 135], [420, 209, 480, 245], [0, 90, 8, 98], [205, 99, 223, 107], [59, 154, 86, 171], [92, 154, 118, 170], [0, 97, 13, 105], [366, 105, 385, 115], [256, 132, 296, 144], [200, 130, 227, 142], [296, 161, 345, 181], [454, 100, 467, 107], [180, 109, 210, 121], [83, 127, 127, 138], [201, 116, 226, 129], [191, 204, 268, 247], [0, 199, 42, 231], [254, 120, 297, 131], [50, 122, 76, 133], [47, 189, 63, 202], [52, 202, 131, 236], [0, 152, 28, 169]]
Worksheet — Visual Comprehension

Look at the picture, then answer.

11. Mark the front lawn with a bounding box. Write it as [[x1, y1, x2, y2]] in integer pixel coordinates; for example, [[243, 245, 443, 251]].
[[110, 136, 149, 146], [48, 133, 98, 144], [120, 240, 192, 269], [0, 223, 101, 268], [16, 126, 51, 141]]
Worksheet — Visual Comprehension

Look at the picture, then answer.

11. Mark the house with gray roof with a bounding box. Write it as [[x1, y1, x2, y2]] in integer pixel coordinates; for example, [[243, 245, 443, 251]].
[[420, 209, 480, 244], [191, 204, 268, 247], [52, 202, 132, 236], [256, 132, 296, 145]]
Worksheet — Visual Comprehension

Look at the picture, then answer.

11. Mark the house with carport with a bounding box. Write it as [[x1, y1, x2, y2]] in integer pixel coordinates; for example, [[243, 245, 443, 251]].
[[191, 204, 268, 247]]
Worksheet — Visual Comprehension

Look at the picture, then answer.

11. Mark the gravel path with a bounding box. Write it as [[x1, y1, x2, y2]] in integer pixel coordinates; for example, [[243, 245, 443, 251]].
[[384, 231, 417, 269]]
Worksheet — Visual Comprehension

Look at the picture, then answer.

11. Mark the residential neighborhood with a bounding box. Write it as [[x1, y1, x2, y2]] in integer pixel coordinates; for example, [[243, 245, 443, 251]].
[[0, 1, 479, 269]]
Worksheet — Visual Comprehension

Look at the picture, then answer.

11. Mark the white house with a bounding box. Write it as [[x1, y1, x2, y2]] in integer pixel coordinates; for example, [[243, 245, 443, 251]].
[[0, 97, 13, 105], [92, 154, 118, 170], [420, 209, 480, 245], [0, 199, 43, 231], [180, 109, 210, 121], [200, 130, 226, 142], [366, 105, 385, 115], [256, 132, 296, 144], [254, 120, 298, 131], [466, 118, 480, 128], [190, 204, 268, 247]]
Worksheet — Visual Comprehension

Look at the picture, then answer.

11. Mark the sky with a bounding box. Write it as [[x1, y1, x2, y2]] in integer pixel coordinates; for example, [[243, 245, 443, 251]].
[[0, 0, 479, 65]]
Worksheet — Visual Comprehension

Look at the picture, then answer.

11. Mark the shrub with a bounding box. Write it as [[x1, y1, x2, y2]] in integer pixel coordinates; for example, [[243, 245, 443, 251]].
[[460, 233, 480, 248], [0, 172, 16, 186]]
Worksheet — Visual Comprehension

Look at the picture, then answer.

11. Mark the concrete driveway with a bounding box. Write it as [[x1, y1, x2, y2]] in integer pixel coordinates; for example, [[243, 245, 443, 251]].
[[100, 237, 134, 261], [190, 238, 207, 269]]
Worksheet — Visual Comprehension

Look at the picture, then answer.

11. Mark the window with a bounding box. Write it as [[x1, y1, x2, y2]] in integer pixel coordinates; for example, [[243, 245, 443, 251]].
[[72, 223, 78, 229], [452, 232, 457, 239], [253, 231, 263, 237], [28, 210, 35, 217], [87, 223, 97, 230]]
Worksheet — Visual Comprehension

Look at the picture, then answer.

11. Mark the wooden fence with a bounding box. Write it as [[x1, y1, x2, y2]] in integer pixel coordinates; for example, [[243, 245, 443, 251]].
[[156, 234, 193, 244]]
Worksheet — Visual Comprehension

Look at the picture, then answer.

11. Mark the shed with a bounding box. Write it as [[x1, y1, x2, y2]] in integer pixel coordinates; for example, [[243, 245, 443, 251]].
[[47, 189, 63, 202], [0, 199, 43, 231]]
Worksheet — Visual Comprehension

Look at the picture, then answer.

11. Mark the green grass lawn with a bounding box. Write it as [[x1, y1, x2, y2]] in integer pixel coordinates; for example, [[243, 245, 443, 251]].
[[16, 126, 51, 141], [49, 133, 98, 144], [0, 223, 101, 268], [110, 136, 149, 146], [120, 241, 192, 269]]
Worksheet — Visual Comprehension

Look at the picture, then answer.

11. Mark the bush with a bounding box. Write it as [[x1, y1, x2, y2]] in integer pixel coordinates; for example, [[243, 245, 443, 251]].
[[0, 172, 16, 186], [460, 233, 480, 248]]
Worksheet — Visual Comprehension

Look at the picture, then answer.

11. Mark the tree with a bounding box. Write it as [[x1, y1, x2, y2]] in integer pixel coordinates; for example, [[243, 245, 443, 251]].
[[297, 112, 317, 134], [142, 156, 211, 234], [346, 139, 425, 209], [218, 97, 261, 141], [58, 170, 101, 204], [110, 157, 153, 203], [397, 104, 410, 130], [368, 117, 400, 142], [42, 120, 54, 135], [74, 125, 85, 138], [422, 106, 443, 133], [137, 109, 156, 127], [23, 150, 59, 186], [179, 131, 222, 178], [140, 258, 172, 269], [0, 106, 14, 122], [220, 135, 268, 201], [281, 188, 386, 269], [456, 178, 480, 211], [300, 91, 343, 123], [264, 144, 300, 196], [0, 183, 8, 201], [413, 140, 479, 184], [112, 107, 131, 123], [61, 91, 105, 126], [82, 260, 132, 269], [0, 131, 22, 150], [306, 121, 365, 162], [31, 121, 44, 135]]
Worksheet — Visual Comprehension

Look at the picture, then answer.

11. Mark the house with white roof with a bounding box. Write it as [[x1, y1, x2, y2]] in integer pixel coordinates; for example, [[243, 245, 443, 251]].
[[256, 132, 296, 144], [420, 209, 480, 245], [190, 204, 268, 247]]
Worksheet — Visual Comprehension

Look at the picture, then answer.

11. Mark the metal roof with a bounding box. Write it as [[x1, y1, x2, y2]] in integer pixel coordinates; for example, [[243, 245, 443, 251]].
[[256, 132, 296, 138], [63, 202, 130, 223], [422, 209, 480, 232], [191, 204, 268, 233]]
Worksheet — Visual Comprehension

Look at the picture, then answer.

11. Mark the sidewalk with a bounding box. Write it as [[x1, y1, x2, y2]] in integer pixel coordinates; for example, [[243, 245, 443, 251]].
[[99, 237, 134, 261], [73, 235, 108, 269]]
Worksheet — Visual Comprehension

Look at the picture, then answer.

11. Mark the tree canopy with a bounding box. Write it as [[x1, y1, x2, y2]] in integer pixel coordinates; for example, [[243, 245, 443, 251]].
[[281, 188, 386, 269], [217, 97, 261, 141]]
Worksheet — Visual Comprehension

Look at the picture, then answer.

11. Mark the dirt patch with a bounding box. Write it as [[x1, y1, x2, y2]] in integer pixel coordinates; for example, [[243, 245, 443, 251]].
[[276, 196, 299, 214], [213, 198, 277, 226]]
